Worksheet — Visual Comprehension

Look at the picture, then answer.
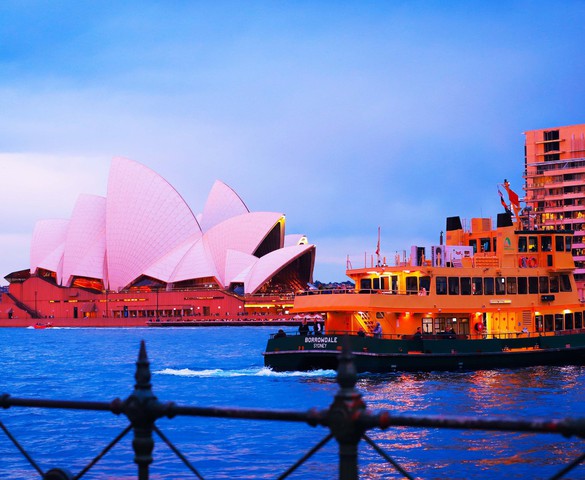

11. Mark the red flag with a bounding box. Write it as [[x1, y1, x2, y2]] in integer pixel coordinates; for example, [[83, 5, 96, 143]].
[[498, 188, 511, 214], [503, 180, 520, 209]]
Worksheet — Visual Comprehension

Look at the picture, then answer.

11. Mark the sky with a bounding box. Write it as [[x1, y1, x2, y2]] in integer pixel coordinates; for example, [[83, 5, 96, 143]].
[[1, 1, 585, 285]]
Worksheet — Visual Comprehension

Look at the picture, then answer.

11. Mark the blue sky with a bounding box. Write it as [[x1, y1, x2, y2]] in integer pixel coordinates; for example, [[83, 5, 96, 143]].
[[1, 1, 585, 285]]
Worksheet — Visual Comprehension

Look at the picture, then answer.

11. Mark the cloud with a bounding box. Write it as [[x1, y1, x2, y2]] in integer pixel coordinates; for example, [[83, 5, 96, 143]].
[[0, 1, 585, 284]]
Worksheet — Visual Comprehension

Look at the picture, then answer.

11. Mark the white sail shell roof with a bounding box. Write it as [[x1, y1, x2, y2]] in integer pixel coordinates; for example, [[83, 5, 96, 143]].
[[244, 244, 315, 294], [28, 158, 315, 293], [203, 212, 284, 286], [284, 234, 308, 247], [199, 180, 249, 233], [224, 250, 258, 285], [142, 233, 202, 283], [105, 157, 201, 291], [30, 219, 69, 280], [168, 237, 220, 284], [61, 194, 106, 287]]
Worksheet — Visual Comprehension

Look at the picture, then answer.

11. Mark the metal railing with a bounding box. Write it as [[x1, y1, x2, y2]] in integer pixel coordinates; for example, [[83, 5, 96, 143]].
[[2, 340, 585, 479]]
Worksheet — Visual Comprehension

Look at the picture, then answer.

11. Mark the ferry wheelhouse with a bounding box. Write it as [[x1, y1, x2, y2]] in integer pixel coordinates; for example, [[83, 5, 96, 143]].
[[264, 203, 585, 372]]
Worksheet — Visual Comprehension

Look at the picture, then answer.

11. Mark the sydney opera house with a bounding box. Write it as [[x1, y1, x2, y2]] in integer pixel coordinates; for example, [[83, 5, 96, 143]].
[[0, 158, 315, 326]]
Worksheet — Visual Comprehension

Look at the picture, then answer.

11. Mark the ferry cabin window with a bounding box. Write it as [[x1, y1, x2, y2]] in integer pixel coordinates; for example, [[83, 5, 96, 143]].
[[518, 236, 527, 252], [406, 276, 418, 294], [566, 236, 572, 252], [448, 277, 460, 295], [560, 274, 572, 292], [495, 277, 506, 295], [565, 312, 574, 330], [535, 314, 543, 331], [528, 236, 538, 252], [544, 314, 554, 332], [360, 278, 372, 291], [575, 311, 583, 329], [422, 317, 433, 334], [480, 238, 490, 252], [484, 277, 494, 295], [517, 277, 527, 294], [528, 277, 539, 294], [507, 277, 517, 294], [555, 314, 563, 331], [550, 276, 559, 293], [419, 276, 431, 294], [469, 239, 477, 253], [458, 317, 470, 335], [372, 277, 380, 290], [434, 317, 447, 333], [460, 277, 471, 295], [539, 276, 549, 294], [541, 236, 552, 252], [555, 236, 564, 252], [436, 276, 447, 295], [391, 276, 398, 294], [472, 277, 483, 295]]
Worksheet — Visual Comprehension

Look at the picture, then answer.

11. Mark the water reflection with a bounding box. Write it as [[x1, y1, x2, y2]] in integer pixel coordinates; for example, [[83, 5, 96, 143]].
[[351, 366, 585, 478]]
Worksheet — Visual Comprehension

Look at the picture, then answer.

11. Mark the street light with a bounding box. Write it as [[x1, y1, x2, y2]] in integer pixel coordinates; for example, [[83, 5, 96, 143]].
[[156, 287, 160, 320]]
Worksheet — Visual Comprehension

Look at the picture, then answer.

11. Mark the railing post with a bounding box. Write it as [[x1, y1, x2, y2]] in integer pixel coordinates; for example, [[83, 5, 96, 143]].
[[124, 341, 157, 480], [328, 337, 365, 480]]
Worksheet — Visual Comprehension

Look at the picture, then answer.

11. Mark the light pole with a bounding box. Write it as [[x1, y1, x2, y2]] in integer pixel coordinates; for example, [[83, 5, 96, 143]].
[[156, 287, 159, 320]]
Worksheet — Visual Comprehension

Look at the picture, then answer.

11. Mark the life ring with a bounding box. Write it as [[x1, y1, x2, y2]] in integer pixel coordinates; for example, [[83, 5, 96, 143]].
[[529, 257, 537, 268], [474, 322, 484, 332], [519, 256, 528, 268]]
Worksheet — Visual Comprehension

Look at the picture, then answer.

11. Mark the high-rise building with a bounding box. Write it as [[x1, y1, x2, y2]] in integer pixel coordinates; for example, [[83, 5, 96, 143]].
[[524, 123, 585, 297]]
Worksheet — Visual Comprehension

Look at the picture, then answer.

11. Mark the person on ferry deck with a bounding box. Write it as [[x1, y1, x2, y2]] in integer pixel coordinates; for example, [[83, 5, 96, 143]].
[[298, 319, 310, 336], [373, 322, 383, 338], [313, 320, 321, 335], [414, 326, 422, 338], [357, 327, 366, 337], [274, 329, 286, 338]]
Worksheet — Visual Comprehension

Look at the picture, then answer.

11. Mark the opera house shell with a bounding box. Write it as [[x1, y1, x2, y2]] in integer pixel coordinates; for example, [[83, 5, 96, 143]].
[[1, 158, 315, 326]]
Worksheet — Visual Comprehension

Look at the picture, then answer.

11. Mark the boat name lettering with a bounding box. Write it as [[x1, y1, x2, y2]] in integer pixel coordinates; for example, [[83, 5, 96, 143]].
[[305, 336, 338, 343]]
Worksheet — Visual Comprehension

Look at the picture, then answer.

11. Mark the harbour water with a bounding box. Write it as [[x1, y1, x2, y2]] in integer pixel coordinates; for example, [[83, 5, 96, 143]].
[[1, 326, 584, 479]]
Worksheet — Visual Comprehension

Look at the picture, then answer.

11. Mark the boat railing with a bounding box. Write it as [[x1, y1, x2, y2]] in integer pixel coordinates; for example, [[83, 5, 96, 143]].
[[271, 330, 543, 341], [270, 328, 556, 340], [2, 340, 585, 479], [297, 288, 430, 296]]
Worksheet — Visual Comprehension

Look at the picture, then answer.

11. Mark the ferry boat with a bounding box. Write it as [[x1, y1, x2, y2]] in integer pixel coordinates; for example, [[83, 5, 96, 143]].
[[263, 184, 585, 372]]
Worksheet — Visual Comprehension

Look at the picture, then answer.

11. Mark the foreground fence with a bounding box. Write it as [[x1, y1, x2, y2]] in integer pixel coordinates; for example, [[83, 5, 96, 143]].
[[2, 340, 585, 479]]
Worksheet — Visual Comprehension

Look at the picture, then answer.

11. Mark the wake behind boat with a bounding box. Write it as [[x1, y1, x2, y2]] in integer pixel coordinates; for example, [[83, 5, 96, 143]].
[[264, 181, 585, 372]]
